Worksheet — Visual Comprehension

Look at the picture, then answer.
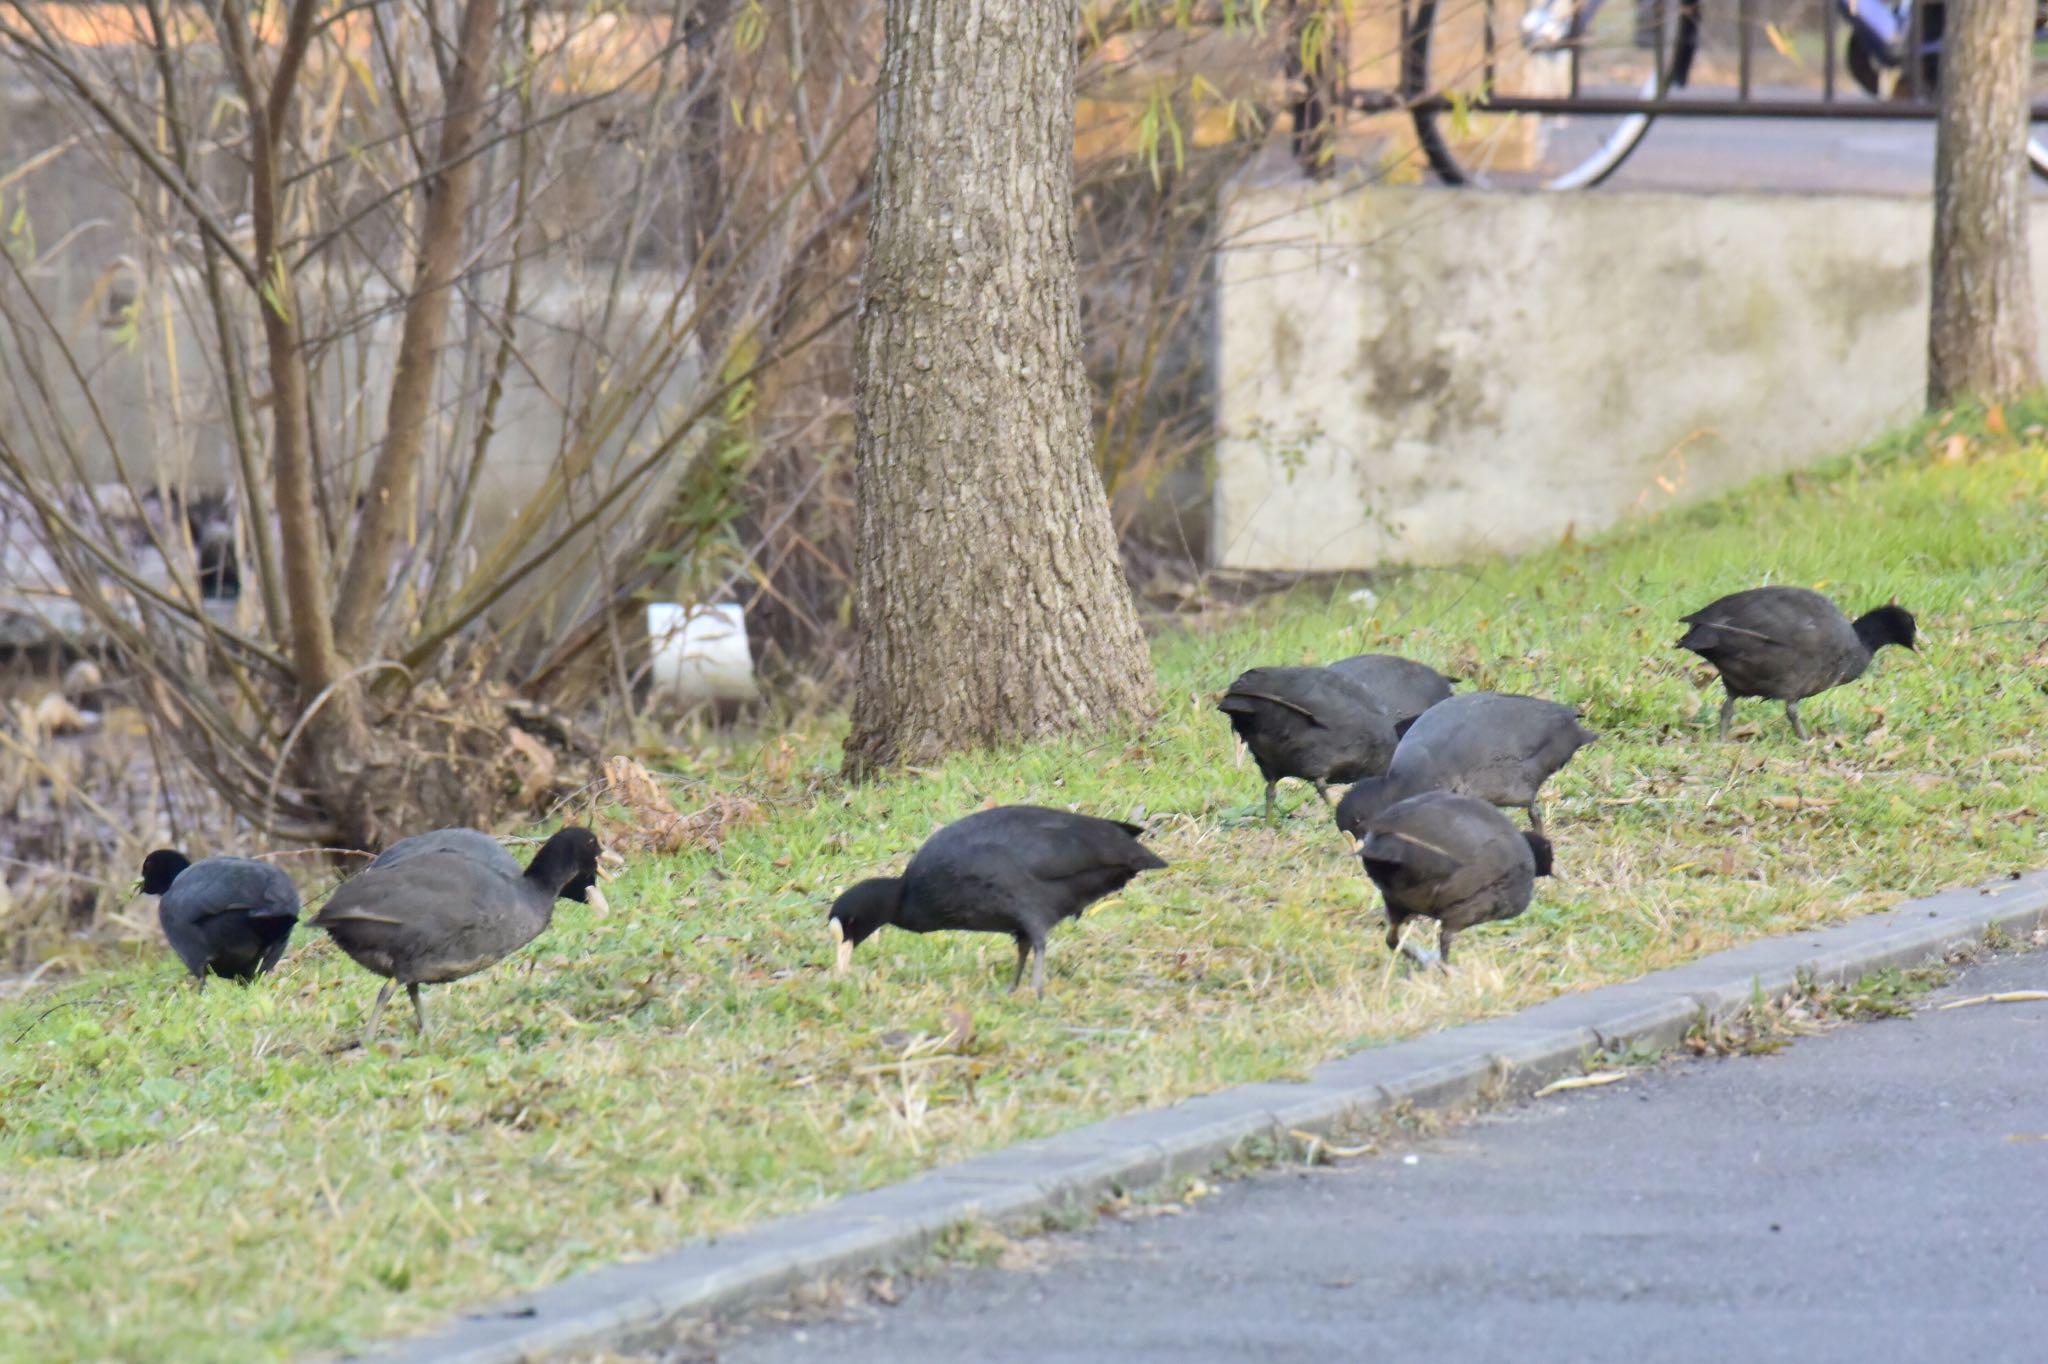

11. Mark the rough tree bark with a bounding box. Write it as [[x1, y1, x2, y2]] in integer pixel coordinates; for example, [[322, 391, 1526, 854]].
[[1928, 0, 2042, 406], [842, 0, 1157, 778]]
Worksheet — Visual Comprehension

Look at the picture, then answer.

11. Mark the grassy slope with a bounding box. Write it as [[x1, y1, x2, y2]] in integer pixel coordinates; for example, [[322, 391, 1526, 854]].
[[4, 428, 2045, 1362]]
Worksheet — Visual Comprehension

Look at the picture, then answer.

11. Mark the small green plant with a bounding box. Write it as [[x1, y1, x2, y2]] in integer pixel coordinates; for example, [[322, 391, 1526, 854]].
[[1595, 1035, 1669, 1070], [1815, 966, 1953, 1022]]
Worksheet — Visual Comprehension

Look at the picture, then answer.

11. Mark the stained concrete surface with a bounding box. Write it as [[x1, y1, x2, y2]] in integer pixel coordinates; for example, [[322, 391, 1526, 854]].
[[1210, 120, 2048, 574], [719, 947, 2048, 1364]]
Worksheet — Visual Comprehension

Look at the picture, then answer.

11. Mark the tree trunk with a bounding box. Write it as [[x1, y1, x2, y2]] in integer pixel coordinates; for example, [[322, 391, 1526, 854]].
[[843, 0, 1156, 778], [1928, 0, 2042, 407], [332, 0, 502, 658], [218, 0, 344, 707]]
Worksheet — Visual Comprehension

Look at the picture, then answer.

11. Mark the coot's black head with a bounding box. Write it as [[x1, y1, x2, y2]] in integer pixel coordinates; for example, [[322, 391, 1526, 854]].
[[524, 826, 603, 898], [138, 849, 192, 895], [1335, 776, 1401, 841], [1524, 832, 1555, 878], [1853, 604, 1917, 654], [827, 877, 904, 973]]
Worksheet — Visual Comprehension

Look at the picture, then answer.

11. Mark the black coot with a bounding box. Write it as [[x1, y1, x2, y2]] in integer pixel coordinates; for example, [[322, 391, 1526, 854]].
[[1218, 666, 1396, 824], [369, 826, 608, 910], [138, 850, 300, 987], [1358, 791, 1553, 967], [1326, 653, 1455, 735], [311, 826, 603, 1041], [1676, 586, 1917, 738], [1336, 690, 1597, 838], [827, 805, 1167, 996]]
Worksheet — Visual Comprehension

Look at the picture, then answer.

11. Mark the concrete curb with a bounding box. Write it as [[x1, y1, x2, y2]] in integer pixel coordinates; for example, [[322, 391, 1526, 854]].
[[361, 870, 2048, 1364]]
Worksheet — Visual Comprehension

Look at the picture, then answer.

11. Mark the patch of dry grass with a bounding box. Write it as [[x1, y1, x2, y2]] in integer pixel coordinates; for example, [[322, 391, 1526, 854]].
[[2, 423, 2045, 1362]]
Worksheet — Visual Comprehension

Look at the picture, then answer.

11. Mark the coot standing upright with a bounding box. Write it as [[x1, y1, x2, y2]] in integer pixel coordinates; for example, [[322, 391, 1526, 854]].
[[1326, 654, 1455, 735], [1676, 586, 1917, 738], [1358, 791, 1553, 968], [827, 805, 1168, 996], [311, 826, 603, 1042], [1335, 690, 1597, 838], [138, 850, 300, 987], [1217, 666, 1396, 824]]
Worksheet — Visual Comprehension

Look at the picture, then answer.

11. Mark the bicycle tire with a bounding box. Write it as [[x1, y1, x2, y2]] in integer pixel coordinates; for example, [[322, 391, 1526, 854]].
[[1404, 0, 1705, 189]]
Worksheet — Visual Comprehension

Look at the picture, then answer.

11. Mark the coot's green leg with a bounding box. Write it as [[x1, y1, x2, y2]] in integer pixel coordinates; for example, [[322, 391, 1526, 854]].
[[363, 981, 395, 1047]]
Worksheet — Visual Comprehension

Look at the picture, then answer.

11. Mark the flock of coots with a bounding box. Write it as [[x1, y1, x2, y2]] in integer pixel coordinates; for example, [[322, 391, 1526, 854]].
[[134, 584, 1916, 1022], [139, 827, 608, 1044]]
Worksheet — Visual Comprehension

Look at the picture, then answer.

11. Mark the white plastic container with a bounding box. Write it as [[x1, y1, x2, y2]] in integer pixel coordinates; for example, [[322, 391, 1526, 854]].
[[646, 601, 758, 704]]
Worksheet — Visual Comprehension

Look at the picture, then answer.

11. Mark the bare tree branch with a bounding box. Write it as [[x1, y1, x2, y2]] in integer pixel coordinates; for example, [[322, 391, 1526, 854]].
[[331, 0, 502, 658], [217, 0, 344, 702]]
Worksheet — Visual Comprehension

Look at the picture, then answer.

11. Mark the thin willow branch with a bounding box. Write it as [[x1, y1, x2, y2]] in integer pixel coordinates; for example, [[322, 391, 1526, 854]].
[[0, 9, 259, 284], [218, 0, 345, 702], [400, 298, 856, 672], [286, 39, 696, 272], [331, 0, 502, 658], [141, 0, 287, 640]]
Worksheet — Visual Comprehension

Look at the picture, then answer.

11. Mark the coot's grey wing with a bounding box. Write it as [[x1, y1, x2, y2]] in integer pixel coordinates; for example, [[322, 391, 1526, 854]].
[[313, 851, 536, 981], [968, 808, 1165, 884], [370, 828, 520, 877], [1685, 587, 1840, 649], [315, 854, 496, 930], [1220, 683, 1319, 724], [1328, 655, 1454, 720], [162, 861, 296, 921], [1362, 822, 1504, 912]]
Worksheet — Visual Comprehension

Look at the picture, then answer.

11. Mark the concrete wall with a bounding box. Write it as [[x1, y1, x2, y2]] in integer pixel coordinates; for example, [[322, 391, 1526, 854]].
[[1210, 158, 2048, 572]]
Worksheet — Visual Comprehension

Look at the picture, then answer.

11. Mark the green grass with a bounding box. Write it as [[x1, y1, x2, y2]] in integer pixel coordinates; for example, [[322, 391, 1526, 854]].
[[5, 422, 2047, 1362]]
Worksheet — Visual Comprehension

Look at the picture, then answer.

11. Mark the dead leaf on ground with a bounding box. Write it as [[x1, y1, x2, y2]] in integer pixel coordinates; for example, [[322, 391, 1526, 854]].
[[941, 1000, 974, 1050], [593, 754, 761, 855], [1936, 990, 2048, 1011], [1534, 1070, 1630, 1098], [1763, 795, 1840, 810], [503, 728, 557, 808]]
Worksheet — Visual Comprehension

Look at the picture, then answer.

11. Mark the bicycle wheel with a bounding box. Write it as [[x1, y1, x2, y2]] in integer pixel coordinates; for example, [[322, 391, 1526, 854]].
[[1914, 5, 2048, 179], [1404, 0, 1703, 189]]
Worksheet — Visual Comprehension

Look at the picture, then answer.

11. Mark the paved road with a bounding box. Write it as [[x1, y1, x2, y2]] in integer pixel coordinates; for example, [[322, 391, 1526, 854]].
[[1440, 117, 2048, 194], [1605, 120, 1946, 193], [719, 947, 2048, 1364]]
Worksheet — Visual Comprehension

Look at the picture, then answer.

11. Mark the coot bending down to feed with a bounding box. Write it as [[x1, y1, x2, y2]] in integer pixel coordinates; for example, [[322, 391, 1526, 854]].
[[1335, 690, 1597, 838], [138, 850, 300, 986], [1358, 790, 1553, 968], [311, 826, 604, 1041], [1217, 666, 1396, 825], [1326, 653, 1455, 735], [1676, 586, 1917, 739], [827, 805, 1168, 996]]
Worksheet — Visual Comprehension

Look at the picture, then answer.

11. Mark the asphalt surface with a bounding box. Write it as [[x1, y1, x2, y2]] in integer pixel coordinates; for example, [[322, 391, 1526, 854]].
[[1604, 119, 1948, 193], [718, 946, 2048, 1364], [1436, 116, 2048, 195]]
